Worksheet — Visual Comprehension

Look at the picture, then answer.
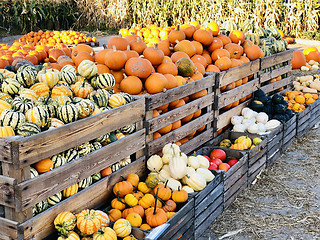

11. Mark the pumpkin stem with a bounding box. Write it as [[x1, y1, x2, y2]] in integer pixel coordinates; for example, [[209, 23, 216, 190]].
[[45, 91, 52, 105], [164, 180, 168, 188], [154, 187, 159, 215], [112, 45, 117, 51], [117, 191, 132, 208], [120, 175, 126, 181], [126, 45, 131, 51], [0, 120, 3, 127]]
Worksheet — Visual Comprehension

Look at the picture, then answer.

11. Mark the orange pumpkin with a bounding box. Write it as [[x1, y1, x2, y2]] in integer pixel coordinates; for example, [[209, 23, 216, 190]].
[[193, 29, 213, 46], [105, 49, 127, 71], [125, 57, 153, 79], [211, 48, 230, 62], [245, 45, 264, 61], [229, 30, 245, 44], [34, 158, 53, 173], [120, 76, 143, 95], [291, 50, 307, 69], [215, 56, 232, 70], [303, 47, 320, 63], [130, 39, 147, 54], [168, 26, 186, 44], [145, 73, 167, 94], [107, 36, 130, 51]]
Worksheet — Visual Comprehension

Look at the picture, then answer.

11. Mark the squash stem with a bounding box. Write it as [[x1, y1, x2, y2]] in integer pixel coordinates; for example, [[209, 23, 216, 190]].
[[154, 187, 159, 215]]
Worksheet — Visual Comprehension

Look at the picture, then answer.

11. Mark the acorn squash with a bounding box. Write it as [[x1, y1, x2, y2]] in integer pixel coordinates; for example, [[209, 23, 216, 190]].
[[249, 100, 264, 112]]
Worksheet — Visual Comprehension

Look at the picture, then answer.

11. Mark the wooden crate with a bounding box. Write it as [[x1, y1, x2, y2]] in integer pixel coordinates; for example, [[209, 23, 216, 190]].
[[296, 106, 311, 138], [143, 198, 195, 240], [214, 60, 260, 133], [144, 75, 215, 156], [308, 99, 320, 129], [0, 99, 146, 239], [281, 115, 297, 153], [261, 125, 283, 166], [260, 50, 293, 95]]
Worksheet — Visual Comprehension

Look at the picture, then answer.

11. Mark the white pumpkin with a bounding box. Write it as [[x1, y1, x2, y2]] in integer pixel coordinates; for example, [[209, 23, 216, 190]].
[[247, 124, 259, 134], [182, 185, 194, 193], [251, 111, 258, 117], [233, 123, 246, 132], [158, 169, 171, 182], [181, 167, 196, 184], [169, 153, 187, 179], [162, 153, 173, 164], [185, 173, 207, 191], [197, 155, 210, 169], [257, 122, 267, 132], [196, 168, 215, 182], [242, 119, 254, 128], [166, 178, 182, 191], [162, 143, 180, 156], [265, 119, 281, 131], [249, 117, 256, 124], [241, 107, 251, 116], [231, 116, 243, 125], [180, 152, 188, 163], [147, 155, 163, 172], [187, 156, 200, 169], [162, 164, 169, 172], [256, 112, 268, 124], [243, 109, 254, 119]]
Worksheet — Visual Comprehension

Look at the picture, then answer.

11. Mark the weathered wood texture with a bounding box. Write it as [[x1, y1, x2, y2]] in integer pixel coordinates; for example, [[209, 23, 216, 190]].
[[19, 157, 146, 240], [261, 76, 292, 94], [260, 50, 293, 70], [0, 216, 18, 240]]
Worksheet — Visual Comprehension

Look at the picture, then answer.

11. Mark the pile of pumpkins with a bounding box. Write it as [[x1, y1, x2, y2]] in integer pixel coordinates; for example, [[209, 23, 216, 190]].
[[291, 47, 320, 71], [146, 143, 215, 194], [284, 90, 319, 113], [0, 58, 135, 139], [54, 209, 136, 240]]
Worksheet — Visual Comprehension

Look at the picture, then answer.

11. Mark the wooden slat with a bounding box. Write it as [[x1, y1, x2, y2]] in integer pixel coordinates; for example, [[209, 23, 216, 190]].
[[19, 157, 146, 240], [260, 50, 293, 69], [0, 216, 18, 239], [248, 155, 267, 176], [146, 75, 215, 110], [217, 79, 259, 108], [147, 93, 214, 133], [16, 99, 145, 168], [216, 100, 250, 130], [260, 64, 292, 83], [260, 76, 292, 94], [218, 60, 260, 87], [147, 112, 214, 155], [180, 129, 213, 155], [0, 175, 16, 208], [266, 149, 281, 166], [224, 174, 248, 208], [248, 162, 266, 184], [17, 130, 145, 211]]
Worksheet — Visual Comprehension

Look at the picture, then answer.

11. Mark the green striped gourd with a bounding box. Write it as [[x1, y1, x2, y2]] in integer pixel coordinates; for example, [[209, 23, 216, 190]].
[[94, 133, 110, 143], [11, 96, 34, 114], [30, 167, 39, 178], [54, 96, 72, 107], [1, 78, 22, 95], [240, 19, 254, 33], [63, 149, 79, 162], [91, 142, 102, 152], [76, 99, 95, 118], [52, 154, 68, 168], [254, 27, 268, 38], [0, 72, 4, 83], [17, 65, 36, 73], [57, 103, 78, 123], [60, 65, 77, 85], [119, 156, 131, 167], [16, 69, 36, 87], [47, 192, 62, 206], [0, 92, 13, 103], [261, 46, 272, 57], [281, 38, 288, 50], [34, 65, 44, 73], [92, 172, 101, 182], [100, 106, 112, 112], [49, 118, 64, 129], [108, 93, 126, 108], [120, 93, 134, 104], [74, 142, 91, 157], [35, 94, 58, 118], [78, 176, 93, 189], [87, 89, 109, 107], [259, 37, 276, 47], [37, 68, 60, 89], [120, 124, 135, 134], [25, 106, 50, 128], [105, 132, 118, 144], [111, 162, 121, 172], [267, 27, 281, 40], [0, 109, 26, 130], [245, 33, 260, 45], [91, 73, 115, 91], [17, 122, 41, 136], [220, 19, 238, 33], [35, 199, 49, 214], [19, 88, 38, 102], [51, 82, 73, 99], [77, 60, 97, 79]]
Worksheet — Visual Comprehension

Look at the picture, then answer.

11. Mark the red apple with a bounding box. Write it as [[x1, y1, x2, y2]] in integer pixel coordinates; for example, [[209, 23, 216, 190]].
[[228, 159, 238, 167], [208, 162, 218, 170], [219, 163, 230, 172], [210, 149, 226, 161], [210, 158, 223, 166]]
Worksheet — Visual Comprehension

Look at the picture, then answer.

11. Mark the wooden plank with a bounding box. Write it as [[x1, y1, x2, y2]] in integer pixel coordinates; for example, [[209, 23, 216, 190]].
[[248, 147, 267, 167], [248, 155, 267, 176], [179, 223, 195, 240], [267, 133, 283, 151], [180, 129, 213, 155], [260, 50, 293, 69], [218, 60, 260, 87], [195, 172, 223, 205], [260, 76, 292, 94], [17, 99, 145, 168], [217, 79, 259, 108], [224, 174, 247, 208], [169, 213, 194, 240], [281, 138, 295, 153], [20, 157, 146, 239], [147, 93, 214, 133], [147, 112, 214, 155], [0, 175, 16, 208], [216, 100, 250, 129], [0, 216, 18, 239], [248, 163, 266, 184], [0, 137, 20, 164], [224, 160, 248, 190], [266, 149, 281, 166], [194, 203, 223, 238], [260, 64, 292, 83], [283, 129, 296, 145], [17, 130, 145, 211], [146, 75, 215, 110]]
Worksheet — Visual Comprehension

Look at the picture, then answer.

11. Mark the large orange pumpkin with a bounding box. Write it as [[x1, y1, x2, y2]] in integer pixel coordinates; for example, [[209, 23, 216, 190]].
[[71, 44, 94, 62], [229, 30, 245, 44], [207, 37, 223, 52], [130, 39, 147, 54], [303, 47, 320, 63], [107, 36, 130, 51], [244, 45, 264, 61], [95, 49, 112, 64], [143, 45, 164, 66], [125, 57, 153, 79], [105, 50, 128, 70], [211, 49, 230, 62], [145, 73, 167, 94], [193, 29, 213, 46], [291, 50, 306, 69], [120, 76, 143, 95]]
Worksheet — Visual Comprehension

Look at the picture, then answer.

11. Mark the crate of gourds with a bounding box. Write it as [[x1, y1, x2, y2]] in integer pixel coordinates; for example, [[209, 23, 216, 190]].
[[0, 59, 146, 239]]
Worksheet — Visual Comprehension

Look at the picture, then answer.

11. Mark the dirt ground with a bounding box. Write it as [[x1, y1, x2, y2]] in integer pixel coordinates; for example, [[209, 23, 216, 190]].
[[201, 126, 320, 240]]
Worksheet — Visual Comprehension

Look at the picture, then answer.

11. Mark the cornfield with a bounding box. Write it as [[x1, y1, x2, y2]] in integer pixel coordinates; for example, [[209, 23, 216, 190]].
[[1, 0, 320, 37]]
